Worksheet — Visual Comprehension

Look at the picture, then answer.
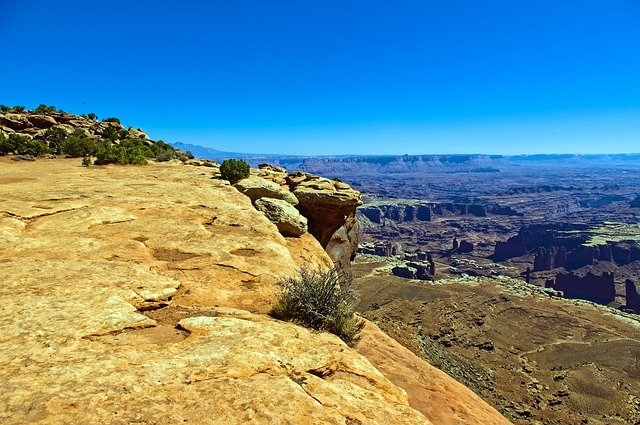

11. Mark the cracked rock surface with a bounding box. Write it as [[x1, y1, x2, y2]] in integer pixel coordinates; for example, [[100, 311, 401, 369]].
[[0, 158, 430, 424]]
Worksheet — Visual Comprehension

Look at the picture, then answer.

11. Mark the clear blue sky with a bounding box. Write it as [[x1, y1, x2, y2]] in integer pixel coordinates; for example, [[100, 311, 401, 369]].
[[1, 1, 639, 155]]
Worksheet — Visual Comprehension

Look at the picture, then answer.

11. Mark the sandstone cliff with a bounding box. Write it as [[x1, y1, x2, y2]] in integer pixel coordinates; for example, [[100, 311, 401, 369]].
[[0, 158, 509, 424]]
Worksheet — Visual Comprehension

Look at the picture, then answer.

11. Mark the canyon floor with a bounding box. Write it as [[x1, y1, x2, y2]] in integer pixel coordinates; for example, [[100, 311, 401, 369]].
[[353, 256, 640, 425]]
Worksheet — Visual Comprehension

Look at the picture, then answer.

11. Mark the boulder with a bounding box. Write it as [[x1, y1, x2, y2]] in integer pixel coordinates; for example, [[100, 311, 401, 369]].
[[235, 175, 298, 205], [255, 197, 308, 237], [0, 113, 30, 130], [27, 114, 57, 129]]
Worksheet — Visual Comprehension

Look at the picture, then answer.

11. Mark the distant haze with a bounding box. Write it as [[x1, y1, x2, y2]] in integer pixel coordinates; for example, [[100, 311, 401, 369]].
[[1, 1, 639, 155]]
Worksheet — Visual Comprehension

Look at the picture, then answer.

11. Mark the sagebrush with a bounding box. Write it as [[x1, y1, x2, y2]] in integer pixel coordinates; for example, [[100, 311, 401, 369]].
[[271, 268, 364, 346]]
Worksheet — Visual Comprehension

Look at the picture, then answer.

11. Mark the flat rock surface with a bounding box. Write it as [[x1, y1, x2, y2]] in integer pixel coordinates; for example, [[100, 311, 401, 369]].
[[0, 159, 431, 424]]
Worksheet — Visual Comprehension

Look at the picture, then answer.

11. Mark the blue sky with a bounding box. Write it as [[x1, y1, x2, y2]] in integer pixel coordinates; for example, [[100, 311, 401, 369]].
[[1, 1, 639, 155]]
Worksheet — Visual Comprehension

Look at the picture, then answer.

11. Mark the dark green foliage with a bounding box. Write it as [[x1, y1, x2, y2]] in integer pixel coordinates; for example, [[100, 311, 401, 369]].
[[0, 105, 11, 112], [87, 112, 97, 121], [33, 104, 57, 114], [219, 158, 250, 184], [60, 130, 100, 157], [271, 268, 364, 346], [94, 144, 148, 165], [102, 117, 121, 124], [42, 127, 68, 155], [13, 106, 26, 112], [0, 133, 49, 156], [101, 126, 119, 142]]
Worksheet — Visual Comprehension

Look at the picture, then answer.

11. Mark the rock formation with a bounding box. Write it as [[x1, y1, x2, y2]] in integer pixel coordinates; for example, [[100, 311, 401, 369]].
[[0, 109, 152, 143], [0, 158, 437, 424], [254, 197, 308, 236], [545, 272, 615, 305], [533, 247, 567, 271], [625, 279, 640, 313], [359, 201, 520, 226]]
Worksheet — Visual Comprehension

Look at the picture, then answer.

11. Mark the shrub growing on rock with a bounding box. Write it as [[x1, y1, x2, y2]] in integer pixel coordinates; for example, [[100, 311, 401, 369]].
[[33, 104, 57, 114], [220, 158, 250, 184], [102, 117, 121, 124], [271, 268, 364, 346]]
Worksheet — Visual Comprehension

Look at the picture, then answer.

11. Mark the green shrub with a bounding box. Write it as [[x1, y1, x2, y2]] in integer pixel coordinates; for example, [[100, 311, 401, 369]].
[[0, 132, 9, 154], [94, 144, 148, 165], [220, 158, 250, 184], [0, 133, 47, 156], [60, 134, 99, 157], [81, 156, 92, 166], [0, 105, 11, 112], [13, 106, 26, 112], [271, 268, 364, 346], [33, 104, 57, 114], [42, 127, 68, 155], [101, 126, 119, 142], [87, 112, 97, 121], [102, 117, 121, 124]]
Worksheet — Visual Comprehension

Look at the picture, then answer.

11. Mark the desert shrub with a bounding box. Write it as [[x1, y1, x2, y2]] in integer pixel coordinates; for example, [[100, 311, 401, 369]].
[[81, 156, 92, 166], [42, 127, 68, 154], [13, 106, 26, 112], [0, 133, 48, 156], [60, 130, 100, 157], [220, 158, 250, 184], [33, 104, 57, 114], [102, 117, 121, 124], [0, 105, 11, 112], [101, 126, 120, 142], [87, 112, 97, 121], [94, 144, 148, 165], [271, 268, 364, 346], [0, 132, 10, 154]]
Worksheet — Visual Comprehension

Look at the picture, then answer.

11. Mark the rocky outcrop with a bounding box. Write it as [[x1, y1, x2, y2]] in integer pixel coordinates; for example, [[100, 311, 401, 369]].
[[545, 272, 615, 305], [234, 175, 298, 205], [255, 197, 308, 236], [0, 109, 153, 145], [287, 172, 362, 274], [0, 158, 437, 424], [533, 246, 567, 271], [625, 279, 640, 313]]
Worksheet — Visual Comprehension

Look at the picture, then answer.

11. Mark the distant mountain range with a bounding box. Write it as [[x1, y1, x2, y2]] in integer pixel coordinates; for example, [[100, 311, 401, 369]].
[[171, 142, 640, 174]]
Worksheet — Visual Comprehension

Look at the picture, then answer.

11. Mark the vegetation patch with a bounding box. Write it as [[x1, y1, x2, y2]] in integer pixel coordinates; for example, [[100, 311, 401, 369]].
[[220, 158, 250, 184], [271, 268, 363, 346]]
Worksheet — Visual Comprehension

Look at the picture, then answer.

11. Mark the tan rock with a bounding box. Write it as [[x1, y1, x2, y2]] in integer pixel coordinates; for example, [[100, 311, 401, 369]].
[[255, 197, 308, 237], [291, 178, 362, 273], [0, 159, 430, 424], [0, 113, 30, 130], [27, 114, 57, 129], [234, 175, 299, 205]]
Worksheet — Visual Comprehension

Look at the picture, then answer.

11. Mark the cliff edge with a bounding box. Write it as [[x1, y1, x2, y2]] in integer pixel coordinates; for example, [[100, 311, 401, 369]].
[[0, 158, 509, 424]]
